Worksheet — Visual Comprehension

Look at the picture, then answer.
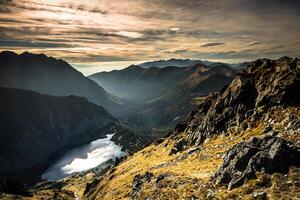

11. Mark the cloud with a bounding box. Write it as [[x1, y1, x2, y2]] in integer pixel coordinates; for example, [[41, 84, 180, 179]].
[[0, 39, 72, 48], [0, 0, 299, 74], [246, 41, 264, 46], [201, 42, 225, 47], [114, 31, 143, 38], [170, 27, 180, 31]]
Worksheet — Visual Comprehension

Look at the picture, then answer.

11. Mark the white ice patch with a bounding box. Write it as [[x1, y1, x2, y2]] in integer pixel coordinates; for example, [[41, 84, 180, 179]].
[[42, 134, 125, 181]]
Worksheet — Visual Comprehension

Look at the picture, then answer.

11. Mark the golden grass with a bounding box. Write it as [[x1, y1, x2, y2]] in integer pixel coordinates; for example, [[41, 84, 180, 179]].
[[86, 125, 267, 200]]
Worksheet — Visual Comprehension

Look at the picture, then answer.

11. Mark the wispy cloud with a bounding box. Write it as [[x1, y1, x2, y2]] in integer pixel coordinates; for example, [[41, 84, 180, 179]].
[[0, 0, 299, 74], [201, 42, 225, 47]]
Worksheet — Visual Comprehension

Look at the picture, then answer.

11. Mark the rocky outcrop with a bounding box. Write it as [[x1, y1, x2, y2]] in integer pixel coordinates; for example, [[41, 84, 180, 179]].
[[185, 57, 299, 144], [214, 135, 300, 190], [131, 172, 154, 199]]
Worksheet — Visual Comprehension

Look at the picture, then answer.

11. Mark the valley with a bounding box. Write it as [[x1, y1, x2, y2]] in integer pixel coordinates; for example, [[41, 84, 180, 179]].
[[1, 1, 299, 199], [0, 54, 299, 200], [90, 63, 236, 137]]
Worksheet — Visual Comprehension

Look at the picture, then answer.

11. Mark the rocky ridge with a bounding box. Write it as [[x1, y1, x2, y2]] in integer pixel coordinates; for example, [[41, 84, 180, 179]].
[[183, 57, 299, 144]]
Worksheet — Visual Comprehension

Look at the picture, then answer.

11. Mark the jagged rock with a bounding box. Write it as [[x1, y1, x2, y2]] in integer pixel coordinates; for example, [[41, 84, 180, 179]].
[[131, 172, 154, 198], [185, 57, 299, 145], [169, 139, 187, 155], [214, 135, 300, 190]]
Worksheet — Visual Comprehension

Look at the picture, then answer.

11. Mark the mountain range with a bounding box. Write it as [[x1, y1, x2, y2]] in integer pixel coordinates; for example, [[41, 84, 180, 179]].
[[138, 58, 232, 69], [90, 63, 237, 137]]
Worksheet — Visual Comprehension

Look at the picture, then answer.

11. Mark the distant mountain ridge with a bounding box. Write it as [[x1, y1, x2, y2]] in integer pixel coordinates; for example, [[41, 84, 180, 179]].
[[89, 63, 237, 137], [89, 63, 236, 103], [0, 51, 124, 117], [138, 58, 230, 69]]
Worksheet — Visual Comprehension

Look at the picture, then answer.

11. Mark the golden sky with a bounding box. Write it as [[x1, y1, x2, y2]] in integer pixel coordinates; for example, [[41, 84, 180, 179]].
[[0, 0, 299, 74]]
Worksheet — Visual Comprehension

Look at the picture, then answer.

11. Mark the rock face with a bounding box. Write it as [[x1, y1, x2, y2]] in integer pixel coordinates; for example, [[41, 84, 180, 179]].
[[185, 57, 300, 144], [214, 135, 300, 190], [0, 87, 117, 182]]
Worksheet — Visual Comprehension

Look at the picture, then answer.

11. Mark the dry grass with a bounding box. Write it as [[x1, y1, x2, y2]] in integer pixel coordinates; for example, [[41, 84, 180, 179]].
[[86, 125, 267, 200]]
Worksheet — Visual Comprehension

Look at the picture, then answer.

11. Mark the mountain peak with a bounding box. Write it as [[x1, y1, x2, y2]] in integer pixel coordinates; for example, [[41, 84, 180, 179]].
[[0, 51, 17, 57]]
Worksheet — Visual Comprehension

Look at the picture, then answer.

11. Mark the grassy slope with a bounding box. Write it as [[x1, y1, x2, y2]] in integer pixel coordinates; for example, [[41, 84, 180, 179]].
[[85, 107, 300, 200], [85, 126, 264, 199]]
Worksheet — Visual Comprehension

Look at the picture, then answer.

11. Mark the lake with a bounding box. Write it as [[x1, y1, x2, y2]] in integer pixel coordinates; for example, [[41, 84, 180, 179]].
[[42, 134, 125, 181]]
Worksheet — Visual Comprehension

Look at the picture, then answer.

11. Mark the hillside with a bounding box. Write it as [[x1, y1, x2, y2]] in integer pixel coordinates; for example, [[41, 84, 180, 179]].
[[0, 51, 125, 117], [0, 87, 141, 186]]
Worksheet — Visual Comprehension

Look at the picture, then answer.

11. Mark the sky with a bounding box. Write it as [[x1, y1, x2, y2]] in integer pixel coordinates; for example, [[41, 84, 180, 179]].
[[0, 0, 299, 75]]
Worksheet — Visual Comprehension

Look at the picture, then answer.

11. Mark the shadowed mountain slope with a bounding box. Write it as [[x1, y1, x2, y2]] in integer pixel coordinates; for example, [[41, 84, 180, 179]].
[[0, 87, 144, 186], [0, 51, 125, 117], [0, 87, 118, 183]]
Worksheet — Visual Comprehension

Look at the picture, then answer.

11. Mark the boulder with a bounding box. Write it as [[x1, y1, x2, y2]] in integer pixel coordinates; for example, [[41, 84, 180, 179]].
[[214, 135, 300, 190]]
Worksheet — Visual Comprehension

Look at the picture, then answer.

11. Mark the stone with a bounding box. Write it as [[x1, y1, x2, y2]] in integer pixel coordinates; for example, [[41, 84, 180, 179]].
[[214, 135, 300, 190], [252, 191, 268, 200], [206, 189, 214, 199], [131, 172, 154, 198], [169, 139, 187, 155]]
